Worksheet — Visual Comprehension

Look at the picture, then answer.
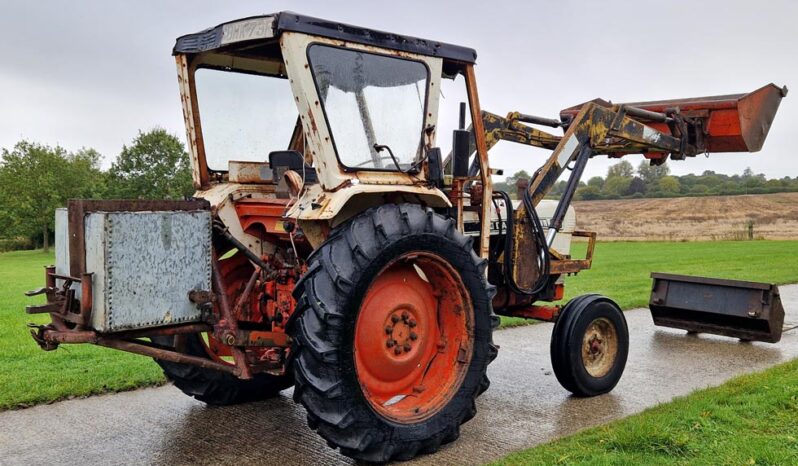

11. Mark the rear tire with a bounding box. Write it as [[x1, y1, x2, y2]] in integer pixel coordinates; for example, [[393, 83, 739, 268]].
[[550, 294, 628, 397], [290, 204, 499, 463], [152, 334, 293, 405]]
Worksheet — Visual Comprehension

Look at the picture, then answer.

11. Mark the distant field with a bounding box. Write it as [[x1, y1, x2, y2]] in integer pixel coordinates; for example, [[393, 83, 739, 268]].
[[573, 192, 798, 241], [2, 240, 798, 409]]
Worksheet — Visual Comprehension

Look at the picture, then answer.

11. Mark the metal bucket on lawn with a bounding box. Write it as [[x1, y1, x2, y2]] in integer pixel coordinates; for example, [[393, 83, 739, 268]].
[[649, 273, 785, 343]]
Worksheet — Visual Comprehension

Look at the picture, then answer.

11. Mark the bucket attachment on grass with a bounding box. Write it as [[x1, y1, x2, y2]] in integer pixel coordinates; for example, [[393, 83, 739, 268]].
[[649, 273, 785, 343]]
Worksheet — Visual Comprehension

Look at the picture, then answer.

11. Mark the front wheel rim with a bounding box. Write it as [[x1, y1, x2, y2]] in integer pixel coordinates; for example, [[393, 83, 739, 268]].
[[581, 316, 619, 378], [354, 251, 474, 423]]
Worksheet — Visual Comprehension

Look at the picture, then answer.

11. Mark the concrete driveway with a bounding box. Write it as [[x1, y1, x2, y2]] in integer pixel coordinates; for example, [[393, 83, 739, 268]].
[[2, 285, 796, 466]]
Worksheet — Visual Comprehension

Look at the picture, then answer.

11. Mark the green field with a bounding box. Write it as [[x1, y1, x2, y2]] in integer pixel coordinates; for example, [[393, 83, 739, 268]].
[[0, 250, 164, 410], [493, 358, 798, 465], [1, 240, 797, 410], [501, 239, 798, 327]]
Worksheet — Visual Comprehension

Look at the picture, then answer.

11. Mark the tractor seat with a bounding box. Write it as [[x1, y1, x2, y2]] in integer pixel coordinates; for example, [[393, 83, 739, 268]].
[[268, 151, 318, 184]]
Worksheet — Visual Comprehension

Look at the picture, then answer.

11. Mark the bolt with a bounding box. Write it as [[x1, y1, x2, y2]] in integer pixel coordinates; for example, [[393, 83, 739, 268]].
[[386, 339, 395, 348], [409, 332, 418, 341], [408, 319, 417, 328], [385, 325, 393, 334], [403, 342, 412, 352], [401, 310, 409, 322], [394, 346, 403, 355], [391, 314, 400, 323], [224, 334, 236, 346]]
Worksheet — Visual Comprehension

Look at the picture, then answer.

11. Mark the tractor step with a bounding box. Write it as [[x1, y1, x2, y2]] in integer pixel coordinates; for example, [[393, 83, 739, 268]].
[[649, 273, 785, 343]]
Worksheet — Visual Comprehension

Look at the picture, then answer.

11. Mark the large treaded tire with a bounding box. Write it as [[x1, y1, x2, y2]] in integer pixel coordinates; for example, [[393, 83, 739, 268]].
[[290, 203, 499, 463], [152, 334, 293, 405], [550, 294, 628, 397]]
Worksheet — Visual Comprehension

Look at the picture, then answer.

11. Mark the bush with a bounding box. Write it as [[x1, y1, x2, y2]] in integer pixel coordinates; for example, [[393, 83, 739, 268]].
[[0, 237, 34, 252]]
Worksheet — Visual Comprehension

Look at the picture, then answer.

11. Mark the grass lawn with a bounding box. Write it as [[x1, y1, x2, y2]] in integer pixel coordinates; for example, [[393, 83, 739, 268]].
[[0, 250, 164, 410], [501, 240, 798, 327], [492, 358, 798, 465], [0, 240, 796, 410]]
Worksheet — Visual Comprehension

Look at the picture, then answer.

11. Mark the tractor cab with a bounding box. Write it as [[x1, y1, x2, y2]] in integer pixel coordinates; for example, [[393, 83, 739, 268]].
[[174, 12, 486, 233]]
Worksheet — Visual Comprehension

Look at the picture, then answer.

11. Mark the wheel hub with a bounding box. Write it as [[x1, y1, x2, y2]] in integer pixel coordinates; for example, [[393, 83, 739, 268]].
[[384, 309, 419, 355], [581, 317, 618, 378]]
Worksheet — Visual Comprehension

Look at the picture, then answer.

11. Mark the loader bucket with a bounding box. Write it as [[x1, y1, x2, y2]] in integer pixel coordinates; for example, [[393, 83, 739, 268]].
[[649, 273, 785, 343], [560, 83, 788, 153]]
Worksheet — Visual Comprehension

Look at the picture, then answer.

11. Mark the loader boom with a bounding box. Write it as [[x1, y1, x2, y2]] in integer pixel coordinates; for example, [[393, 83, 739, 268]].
[[465, 84, 787, 295]]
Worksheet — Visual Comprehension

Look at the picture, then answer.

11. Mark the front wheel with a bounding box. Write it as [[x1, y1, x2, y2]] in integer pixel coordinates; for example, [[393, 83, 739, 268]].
[[290, 204, 498, 463], [550, 294, 629, 397]]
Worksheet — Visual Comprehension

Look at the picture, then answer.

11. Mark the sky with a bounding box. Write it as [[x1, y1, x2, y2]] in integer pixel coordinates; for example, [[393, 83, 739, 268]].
[[1, 0, 796, 181]]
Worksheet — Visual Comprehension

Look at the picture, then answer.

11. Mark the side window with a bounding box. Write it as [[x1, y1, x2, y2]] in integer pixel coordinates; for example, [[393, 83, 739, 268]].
[[195, 68, 298, 171]]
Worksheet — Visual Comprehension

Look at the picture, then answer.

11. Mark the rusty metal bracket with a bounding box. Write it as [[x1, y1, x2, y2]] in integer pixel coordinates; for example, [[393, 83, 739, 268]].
[[548, 230, 596, 275]]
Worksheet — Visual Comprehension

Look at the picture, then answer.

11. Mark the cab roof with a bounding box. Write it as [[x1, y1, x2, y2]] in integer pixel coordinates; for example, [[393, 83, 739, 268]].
[[173, 11, 477, 64]]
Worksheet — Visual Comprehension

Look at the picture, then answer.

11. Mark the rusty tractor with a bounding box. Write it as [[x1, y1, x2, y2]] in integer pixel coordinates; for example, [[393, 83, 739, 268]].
[[25, 12, 786, 463]]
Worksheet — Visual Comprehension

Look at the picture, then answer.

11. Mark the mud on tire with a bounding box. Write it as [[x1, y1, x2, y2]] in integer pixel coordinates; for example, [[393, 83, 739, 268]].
[[289, 203, 499, 463]]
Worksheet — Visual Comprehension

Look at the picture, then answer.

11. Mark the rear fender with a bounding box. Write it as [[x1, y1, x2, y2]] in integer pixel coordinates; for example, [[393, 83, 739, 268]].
[[288, 183, 451, 247]]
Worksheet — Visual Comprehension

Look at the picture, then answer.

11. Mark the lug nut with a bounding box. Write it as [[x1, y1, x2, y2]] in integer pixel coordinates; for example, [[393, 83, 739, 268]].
[[386, 339, 395, 348], [391, 314, 400, 323], [394, 346, 403, 355], [408, 319, 417, 328], [385, 325, 393, 334], [403, 342, 412, 352], [409, 332, 418, 341], [401, 311, 409, 321]]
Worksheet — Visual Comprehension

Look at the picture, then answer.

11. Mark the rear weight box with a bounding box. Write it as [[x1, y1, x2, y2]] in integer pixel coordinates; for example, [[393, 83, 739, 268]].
[[55, 200, 212, 333]]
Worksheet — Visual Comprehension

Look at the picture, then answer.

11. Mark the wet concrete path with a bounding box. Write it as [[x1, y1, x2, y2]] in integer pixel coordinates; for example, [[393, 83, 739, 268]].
[[2, 285, 797, 466]]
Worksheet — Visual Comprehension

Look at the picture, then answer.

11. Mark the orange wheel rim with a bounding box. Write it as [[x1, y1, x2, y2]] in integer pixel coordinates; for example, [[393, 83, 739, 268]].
[[354, 251, 474, 423]]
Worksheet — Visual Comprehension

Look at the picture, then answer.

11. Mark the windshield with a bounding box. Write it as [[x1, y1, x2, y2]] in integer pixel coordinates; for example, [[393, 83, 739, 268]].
[[308, 45, 428, 171], [195, 68, 298, 171]]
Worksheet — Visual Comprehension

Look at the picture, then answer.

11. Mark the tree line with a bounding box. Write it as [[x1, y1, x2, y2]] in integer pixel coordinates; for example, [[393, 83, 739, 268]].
[[494, 160, 798, 201], [3, 130, 797, 252], [0, 129, 193, 251]]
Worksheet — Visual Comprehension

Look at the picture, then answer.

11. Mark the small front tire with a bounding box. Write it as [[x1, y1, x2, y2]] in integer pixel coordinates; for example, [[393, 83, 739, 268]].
[[550, 294, 628, 397]]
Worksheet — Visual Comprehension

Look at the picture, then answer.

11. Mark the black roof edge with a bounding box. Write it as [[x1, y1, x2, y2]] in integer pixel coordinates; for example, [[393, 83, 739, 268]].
[[173, 11, 477, 64]]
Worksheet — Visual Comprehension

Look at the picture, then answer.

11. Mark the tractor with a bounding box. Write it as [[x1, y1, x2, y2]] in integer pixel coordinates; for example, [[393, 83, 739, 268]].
[[24, 12, 786, 463]]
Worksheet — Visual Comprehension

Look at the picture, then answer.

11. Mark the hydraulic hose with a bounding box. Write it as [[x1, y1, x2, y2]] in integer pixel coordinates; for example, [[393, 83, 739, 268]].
[[493, 187, 550, 297]]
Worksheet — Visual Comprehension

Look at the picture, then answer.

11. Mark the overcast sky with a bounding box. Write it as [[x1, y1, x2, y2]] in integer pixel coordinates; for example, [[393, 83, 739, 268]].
[[1, 0, 796, 180]]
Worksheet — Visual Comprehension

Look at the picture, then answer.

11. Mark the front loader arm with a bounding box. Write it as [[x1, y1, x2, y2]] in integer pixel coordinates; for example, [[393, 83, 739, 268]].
[[503, 102, 688, 291], [521, 102, 683, 208], [493, 83, 786, 293]]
